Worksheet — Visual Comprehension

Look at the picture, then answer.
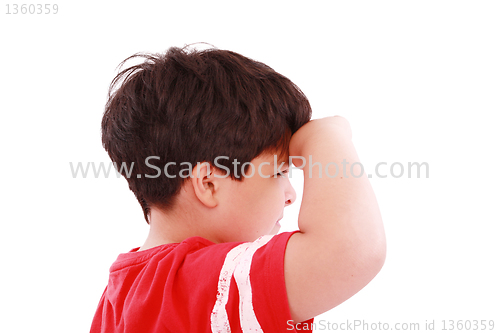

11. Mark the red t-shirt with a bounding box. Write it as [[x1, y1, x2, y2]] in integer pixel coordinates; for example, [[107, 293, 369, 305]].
[[90, 231, 314, 332]]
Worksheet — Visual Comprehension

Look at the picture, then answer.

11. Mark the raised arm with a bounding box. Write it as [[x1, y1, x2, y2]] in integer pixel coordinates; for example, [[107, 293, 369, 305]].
[[284, 116, 386, 323]]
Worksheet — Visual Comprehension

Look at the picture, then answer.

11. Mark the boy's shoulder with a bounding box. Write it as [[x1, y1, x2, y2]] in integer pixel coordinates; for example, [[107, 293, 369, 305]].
[[112, 231, 297, 272]]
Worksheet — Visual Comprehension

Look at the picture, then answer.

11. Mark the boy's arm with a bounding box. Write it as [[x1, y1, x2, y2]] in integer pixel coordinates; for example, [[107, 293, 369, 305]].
[[285, 116, 386, 323]]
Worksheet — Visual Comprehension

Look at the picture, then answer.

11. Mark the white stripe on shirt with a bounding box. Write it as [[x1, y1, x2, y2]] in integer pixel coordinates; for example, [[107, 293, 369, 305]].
[[211, 242, 251, 333], [210, 235, 274, 333], [234, 235, 273, 333]]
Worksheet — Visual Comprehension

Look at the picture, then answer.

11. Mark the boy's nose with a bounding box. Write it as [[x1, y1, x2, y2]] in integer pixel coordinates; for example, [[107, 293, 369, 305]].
[[285, 182, 296, 207]]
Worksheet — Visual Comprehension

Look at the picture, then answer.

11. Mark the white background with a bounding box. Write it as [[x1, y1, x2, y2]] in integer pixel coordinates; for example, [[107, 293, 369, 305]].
[[1, 1, 499, 332]]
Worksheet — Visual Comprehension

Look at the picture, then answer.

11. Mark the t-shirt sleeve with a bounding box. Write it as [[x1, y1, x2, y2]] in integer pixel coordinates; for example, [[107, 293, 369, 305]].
[[248, 231, 314, 332], [206, 231, 314, 333], [168, 231, 314, 333]]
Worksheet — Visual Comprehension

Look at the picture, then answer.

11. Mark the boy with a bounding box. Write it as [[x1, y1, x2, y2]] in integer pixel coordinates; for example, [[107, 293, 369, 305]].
[[91, 46, 386, 332]]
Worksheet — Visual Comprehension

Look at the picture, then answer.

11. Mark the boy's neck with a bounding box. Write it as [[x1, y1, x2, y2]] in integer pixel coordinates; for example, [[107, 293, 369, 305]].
[[139, 208, 200, 251], [138, 191, 220, 251]]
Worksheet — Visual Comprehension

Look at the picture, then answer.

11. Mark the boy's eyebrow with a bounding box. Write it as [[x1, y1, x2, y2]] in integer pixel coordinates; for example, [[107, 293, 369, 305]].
[[270, 159, 290, 167]]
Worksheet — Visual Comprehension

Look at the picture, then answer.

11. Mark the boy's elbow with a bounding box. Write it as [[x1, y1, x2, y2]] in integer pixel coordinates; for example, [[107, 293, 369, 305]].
[[346, 237, 385, 291], [365, 230, 387, 277], [373, 243, 386, 276]]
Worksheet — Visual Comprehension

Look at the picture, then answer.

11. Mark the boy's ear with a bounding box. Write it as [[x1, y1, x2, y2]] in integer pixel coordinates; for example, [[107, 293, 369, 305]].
[[190, 162, 218, 208]]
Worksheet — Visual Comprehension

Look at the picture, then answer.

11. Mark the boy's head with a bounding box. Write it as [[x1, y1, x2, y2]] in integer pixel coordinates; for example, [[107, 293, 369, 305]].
[[102, 46, 311, 223]]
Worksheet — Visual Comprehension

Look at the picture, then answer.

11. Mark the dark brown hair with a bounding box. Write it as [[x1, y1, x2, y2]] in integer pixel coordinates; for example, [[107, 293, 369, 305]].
[[102, 45, 311, 222]]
